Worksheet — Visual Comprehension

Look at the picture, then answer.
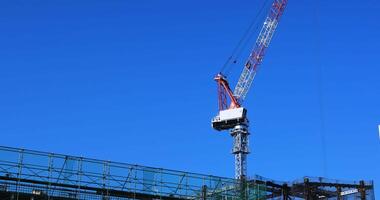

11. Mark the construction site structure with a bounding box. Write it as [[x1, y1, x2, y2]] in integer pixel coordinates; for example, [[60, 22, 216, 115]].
[[0, 146, 375, 200], [212, 0, 287, 180]]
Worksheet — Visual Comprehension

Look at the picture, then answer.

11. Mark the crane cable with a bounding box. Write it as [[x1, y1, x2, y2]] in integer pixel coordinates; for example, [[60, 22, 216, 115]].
[[313, 0, 328, 177], [220, 0, 272, 75]]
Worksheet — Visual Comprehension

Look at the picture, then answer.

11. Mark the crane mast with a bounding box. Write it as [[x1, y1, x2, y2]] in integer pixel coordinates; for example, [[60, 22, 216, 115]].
[[212, 0, 287, 180]]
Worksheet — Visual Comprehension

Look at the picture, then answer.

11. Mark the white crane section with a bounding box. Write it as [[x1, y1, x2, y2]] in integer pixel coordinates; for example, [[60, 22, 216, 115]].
[[234, 17, 280, 102]]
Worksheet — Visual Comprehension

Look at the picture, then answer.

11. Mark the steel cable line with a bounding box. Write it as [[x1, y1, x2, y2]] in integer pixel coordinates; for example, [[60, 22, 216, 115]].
[[220, 0, 272, 76]]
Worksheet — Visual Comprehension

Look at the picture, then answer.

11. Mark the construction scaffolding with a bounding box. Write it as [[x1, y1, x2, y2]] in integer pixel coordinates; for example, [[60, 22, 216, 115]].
[[0, 146, 375, 200]]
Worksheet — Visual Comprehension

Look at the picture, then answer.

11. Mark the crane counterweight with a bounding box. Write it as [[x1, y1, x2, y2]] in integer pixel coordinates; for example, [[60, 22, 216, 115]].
[[212, 107, 247, 131]]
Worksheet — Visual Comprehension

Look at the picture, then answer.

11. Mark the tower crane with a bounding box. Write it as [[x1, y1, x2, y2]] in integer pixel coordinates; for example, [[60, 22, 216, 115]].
[[211, 0, 288, 180]]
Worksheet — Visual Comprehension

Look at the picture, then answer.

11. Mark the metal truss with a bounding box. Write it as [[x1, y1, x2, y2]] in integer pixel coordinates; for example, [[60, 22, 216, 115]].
[[0, 146, 375, 200]]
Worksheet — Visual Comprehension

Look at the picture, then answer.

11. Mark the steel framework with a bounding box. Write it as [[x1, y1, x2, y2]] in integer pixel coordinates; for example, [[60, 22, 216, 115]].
[[231, 123, 250, 180], [0, 146, 375, 200]]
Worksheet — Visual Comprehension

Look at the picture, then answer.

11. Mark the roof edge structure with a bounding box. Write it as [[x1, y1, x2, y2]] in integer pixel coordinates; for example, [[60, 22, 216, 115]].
[[0, 146, 375, 200]]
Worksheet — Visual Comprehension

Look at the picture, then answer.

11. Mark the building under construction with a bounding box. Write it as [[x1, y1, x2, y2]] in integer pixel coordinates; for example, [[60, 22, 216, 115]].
[[0, 146, 374, 200], [0, 0, 376, 200]]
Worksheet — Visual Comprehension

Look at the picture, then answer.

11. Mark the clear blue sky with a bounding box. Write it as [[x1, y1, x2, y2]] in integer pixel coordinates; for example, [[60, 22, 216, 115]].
[[1, 0, 379, 197]]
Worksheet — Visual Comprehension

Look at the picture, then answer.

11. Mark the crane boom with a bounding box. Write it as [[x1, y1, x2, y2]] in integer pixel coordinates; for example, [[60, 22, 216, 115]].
[[234, 0, 287, 102]]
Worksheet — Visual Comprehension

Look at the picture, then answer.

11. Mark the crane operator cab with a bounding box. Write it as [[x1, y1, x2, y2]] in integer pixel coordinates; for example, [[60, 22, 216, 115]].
[[212, 107, 248, 131]]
